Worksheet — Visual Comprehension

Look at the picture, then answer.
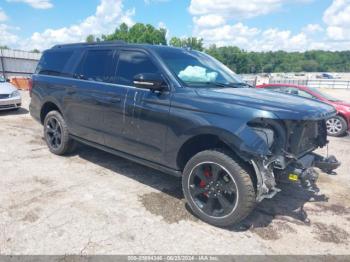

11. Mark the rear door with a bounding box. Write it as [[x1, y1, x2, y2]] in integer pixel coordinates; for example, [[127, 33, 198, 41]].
[[64, 48, 127, 145]]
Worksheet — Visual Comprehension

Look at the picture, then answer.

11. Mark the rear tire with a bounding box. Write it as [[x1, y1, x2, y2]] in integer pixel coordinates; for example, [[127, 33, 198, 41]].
[[44, 110, 76, 155], [326, 115, 348, 137], [182, 150, 256, 227]]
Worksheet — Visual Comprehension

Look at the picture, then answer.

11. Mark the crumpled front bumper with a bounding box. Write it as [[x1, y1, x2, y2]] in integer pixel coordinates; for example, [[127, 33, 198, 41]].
[[282, 153, 341, 191], [251, 152, 341, 202]]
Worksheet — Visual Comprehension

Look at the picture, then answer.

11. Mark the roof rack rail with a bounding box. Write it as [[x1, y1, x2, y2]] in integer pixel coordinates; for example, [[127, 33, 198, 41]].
[[53, 40, 127, 49]]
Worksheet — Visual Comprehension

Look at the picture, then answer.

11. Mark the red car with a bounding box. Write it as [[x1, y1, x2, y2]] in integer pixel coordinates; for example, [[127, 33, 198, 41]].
[[257, 84, 350, 137]]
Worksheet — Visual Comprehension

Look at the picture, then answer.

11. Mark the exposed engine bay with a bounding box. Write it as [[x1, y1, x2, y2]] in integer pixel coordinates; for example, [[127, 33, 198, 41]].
[[248, 118, 341, 202]]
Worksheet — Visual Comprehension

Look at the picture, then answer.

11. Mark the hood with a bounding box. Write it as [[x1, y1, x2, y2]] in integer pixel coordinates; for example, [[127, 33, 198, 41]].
[[332, 100, 350, 108], [196, 87, 337, 120], [0, 82, 16, 94]]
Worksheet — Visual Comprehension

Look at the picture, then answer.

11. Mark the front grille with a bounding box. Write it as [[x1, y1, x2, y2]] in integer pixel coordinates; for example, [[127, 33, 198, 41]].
[[298, 122, 319, 153], [0, 94, 9, 99], [288, 121, 320, 156]]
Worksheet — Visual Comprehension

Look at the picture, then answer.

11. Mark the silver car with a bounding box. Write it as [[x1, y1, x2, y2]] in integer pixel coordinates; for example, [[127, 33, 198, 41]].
[[0, 76, 22, 111]]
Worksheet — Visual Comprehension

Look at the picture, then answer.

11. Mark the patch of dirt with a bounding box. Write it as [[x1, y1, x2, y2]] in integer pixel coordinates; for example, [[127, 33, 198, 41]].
[[250, 221, 297, 241], [21, 209, 41, 223], [33, 176, 54, 186], [312, 222, 349, 244], [139, 190, 197, 224], [250, 225, 280, 240], [9, 190, 65, 210], [313, 203, 350, 215], [29, 136, 45, 146]]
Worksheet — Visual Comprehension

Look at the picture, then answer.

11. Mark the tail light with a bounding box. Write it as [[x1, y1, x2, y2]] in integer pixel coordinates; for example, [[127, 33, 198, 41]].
[[28, 78, 33, 97]]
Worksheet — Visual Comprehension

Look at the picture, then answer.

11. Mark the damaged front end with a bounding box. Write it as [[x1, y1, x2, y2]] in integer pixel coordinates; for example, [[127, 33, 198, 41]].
[[246, 118, 341, 202]]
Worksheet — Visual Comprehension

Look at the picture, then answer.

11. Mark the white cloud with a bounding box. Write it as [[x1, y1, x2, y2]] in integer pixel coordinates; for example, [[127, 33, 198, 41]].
[[196, 23, 311, 51], [323, 0, 350, 41], [0, 24, 19, 46], [189, 0, 286, 20], [18, 0, 134, 50], [0, 8, 8, 22], [189, 0, 350, 51], [195, 23, 260, 45], [193, 15, 226, 28], [302, 24, 323, 34], [7, 0, 53, 9]]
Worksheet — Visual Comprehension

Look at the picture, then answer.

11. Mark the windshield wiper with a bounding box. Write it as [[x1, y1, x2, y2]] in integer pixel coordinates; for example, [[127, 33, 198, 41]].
[[185, 81, 253, 88], [225, 82, 253, 88]]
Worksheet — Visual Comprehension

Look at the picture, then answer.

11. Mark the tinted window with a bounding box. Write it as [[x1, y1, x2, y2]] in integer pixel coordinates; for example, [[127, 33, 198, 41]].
[[297, 90, 315, 99], [36, 51, 73, 76], [76, 49, 117, 83], [117, 51, 159, 86]]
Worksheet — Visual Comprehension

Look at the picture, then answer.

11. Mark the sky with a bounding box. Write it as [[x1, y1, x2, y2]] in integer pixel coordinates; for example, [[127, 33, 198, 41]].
[[0, 0, 350, 52]]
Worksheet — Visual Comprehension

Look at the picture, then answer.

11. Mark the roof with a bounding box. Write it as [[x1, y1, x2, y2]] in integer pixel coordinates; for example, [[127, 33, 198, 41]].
[[51, 41, 192, 54]]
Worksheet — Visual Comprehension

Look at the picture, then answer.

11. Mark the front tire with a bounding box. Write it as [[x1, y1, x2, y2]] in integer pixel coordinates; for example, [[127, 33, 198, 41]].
[[326, 115, 348, 137], [182, 150, 256, 227], [44, 111, 76, 155]]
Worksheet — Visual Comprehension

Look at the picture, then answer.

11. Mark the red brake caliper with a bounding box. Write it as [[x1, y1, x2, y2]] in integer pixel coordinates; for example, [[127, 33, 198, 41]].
[[199, 167, 212, 196]]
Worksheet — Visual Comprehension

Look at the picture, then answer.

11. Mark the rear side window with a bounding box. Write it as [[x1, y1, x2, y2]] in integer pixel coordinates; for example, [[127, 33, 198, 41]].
[[75, 49, 117, 83], [36, 51, 73, 76], [117, 51, 159, 86]]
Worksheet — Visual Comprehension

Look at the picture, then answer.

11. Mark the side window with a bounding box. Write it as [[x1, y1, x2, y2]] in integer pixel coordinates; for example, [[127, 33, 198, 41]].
[[116, 51, 160, 86], [284, 87, 299, 95], [36, 51, 73, 76], [75, 49, 117, 83], [297, 90, 315, 99]]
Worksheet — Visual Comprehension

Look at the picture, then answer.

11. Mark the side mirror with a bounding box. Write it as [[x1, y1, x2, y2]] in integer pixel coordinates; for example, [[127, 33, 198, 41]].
[[133, 73, 167, 91]]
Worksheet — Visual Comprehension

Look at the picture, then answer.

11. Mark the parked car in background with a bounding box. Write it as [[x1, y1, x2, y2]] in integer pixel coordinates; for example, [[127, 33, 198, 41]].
[[30, 42, 340, 227], [0, 76, 22, 111], [257, 84, 350, 137], [316, 73, 341, 79]]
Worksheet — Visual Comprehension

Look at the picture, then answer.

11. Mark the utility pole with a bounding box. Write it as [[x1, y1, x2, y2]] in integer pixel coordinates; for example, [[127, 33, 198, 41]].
[[0, 49, 6, 79]]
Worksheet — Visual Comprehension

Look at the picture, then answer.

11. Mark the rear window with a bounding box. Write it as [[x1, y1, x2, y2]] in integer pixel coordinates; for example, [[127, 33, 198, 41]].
[[75, 49, 117, 83], [36, 50, 73, 76]]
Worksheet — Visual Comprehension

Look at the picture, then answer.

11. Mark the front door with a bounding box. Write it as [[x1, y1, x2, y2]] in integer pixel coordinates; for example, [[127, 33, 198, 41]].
[[106, 50, 171, 164]]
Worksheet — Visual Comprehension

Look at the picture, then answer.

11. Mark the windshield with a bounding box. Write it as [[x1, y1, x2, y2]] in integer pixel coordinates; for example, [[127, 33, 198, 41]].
[[156, 48, 244, 87], [0, 76, 5, 83], [309, 87, 340, 102]]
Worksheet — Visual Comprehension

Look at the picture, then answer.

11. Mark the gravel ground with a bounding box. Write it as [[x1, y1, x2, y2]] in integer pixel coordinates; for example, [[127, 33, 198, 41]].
[[0, 90, 349, 255]]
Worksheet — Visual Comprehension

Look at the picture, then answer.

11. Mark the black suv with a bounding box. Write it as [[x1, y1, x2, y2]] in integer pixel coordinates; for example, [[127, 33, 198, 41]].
[[30, 42, 340, 227]]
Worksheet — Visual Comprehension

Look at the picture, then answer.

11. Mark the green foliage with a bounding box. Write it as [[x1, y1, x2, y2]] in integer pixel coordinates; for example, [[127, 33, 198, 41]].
[[0, 45, 9, 50], [86, 35, 95, 43], [206, 45, 350, 73], [101, 23, 167, 45], [169, 37, 204, 51]]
